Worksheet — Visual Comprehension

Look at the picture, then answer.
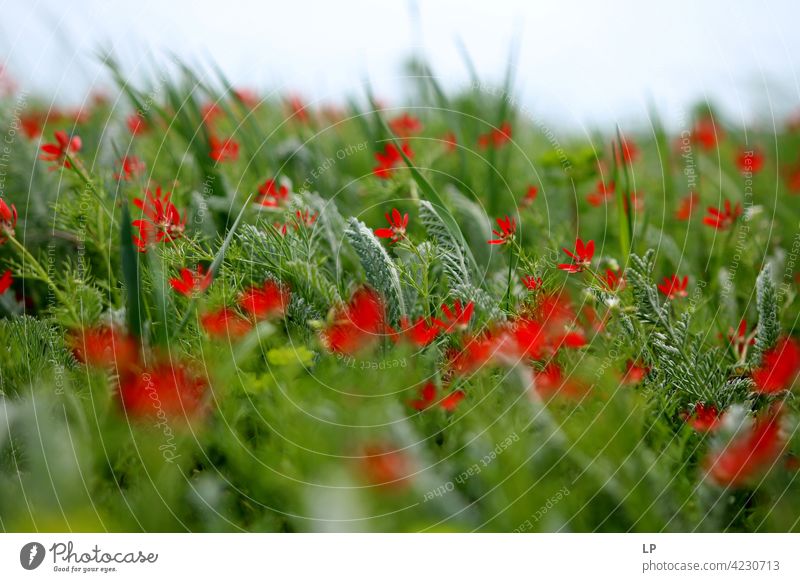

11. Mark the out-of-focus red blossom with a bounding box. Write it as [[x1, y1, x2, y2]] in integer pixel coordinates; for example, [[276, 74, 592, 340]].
[[692, 117, 722, 150], [209, 136, 239, 162], [705, 406, 785, 487], [114, 156, 145, 181], [586, 180, 615, 207], [682, 403, 723, 432], [40, 130, 81, 169], [536, 293, 576, 326], [676, 192, 699, 220], [256, 179, 290, 208], [521, 275, 543, 291], [374, 208, 409, 244], [360, 443, 412, 488], [239, 280, 290, 320], [752, 337, 800, 393], [293, 209, 318, 229], [477, 122, 512, 149], [558, 238, 595, 273], [132, 187, 186, 252], [201, 103, 223, 126], [388, 316, 439, 347], [604, 269, 625, 291], [287, 96, 310, 123], [736, 149, 764, 174], [441, 131, 457, 152], [657, 274, 689, 299], [409, 382, 464, 412], [725, 320, 754, 359], [0, 198, 18, 243], [170, 265, 212, 297], [552, 330, 588, 351], [447, 333, 496, 375], [488, 215, 517, 245], [70, 327, 139, 372], [233, 88, 260, 109], [623, 191, 644, 215], [433, 300, 474, 333], [118, 362, 207, 419], [0, 270, 12, 294], [703, 199, 742, 230], [786, 163, 800, 194], [201, 308, 252, 339], [322, 288, 385, 354], [622, 361, 649, 385], [532, 364, 584, 399], [389, 113, 422, 137], [373, 142, 413, 179], [614, 136, 639, 164], [521, 185, 538, 207], [126, 114, 148, 136], [20, 112, 43, 139]]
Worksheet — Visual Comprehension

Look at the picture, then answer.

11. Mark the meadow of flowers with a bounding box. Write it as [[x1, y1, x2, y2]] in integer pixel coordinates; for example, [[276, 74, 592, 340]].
[[1, 56, 800, 533]]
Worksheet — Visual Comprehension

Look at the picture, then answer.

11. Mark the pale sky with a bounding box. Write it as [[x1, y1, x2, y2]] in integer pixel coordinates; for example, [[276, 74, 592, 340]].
[[1, 0, 799, 129]]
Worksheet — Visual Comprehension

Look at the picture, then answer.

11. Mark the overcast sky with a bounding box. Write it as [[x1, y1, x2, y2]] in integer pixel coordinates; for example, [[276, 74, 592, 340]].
[[2, 0, 799, 129]]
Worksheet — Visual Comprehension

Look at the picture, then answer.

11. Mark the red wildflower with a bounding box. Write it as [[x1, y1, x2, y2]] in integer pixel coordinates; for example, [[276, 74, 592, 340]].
[[201, 103, 223, 126], [614, 136, 639, 164], [705, 406, 784, 487], [389, 113, 422, 137], [170, 265, 213, 297], [622, 361, 649, 385], [508, 318, 548, 360], [488, 215, 517, 245], [233, 88, 260, 108], [322, 288, 385, 354], [433, 300, 474, 333], [293, 209, 317, 229], [692, 117, 722, 150], [373, 142, 413, 179], [118, 361, 207, 419], [20, 112, 43, 139], [657, 274, 689, 299], [586, 180, 615, 206], [256, 178, 290, 208], [360, 443, 412, 488], [787, 165, 800, 194], [521, 185, 538, 207], [532, 364, 584, 399], [374, 208, 409, 244], [703, 199, 742, 230], [736, 149, 764, 174], [676, 192, 699, 220], [725, 320, 754, 359], [209, 136, 239, 162], [132, 187, 186, 252], [521, 275, 543, 291], [558, 238, 595, 273], [752, 337, 800, 393], [126, 114, 148, 136], [69, 326, 139, 372], [0, 270, 11, 294], [287, 96, 309, 123], [200, 308, 252, 339], [389, 316, 439, 347], [683, 403, 723, 432], [477, 122, 512, 149], [409, 382, 465, 412], [604, 269, 625, 291], [442, 131, 457, 152], [0, 198, 18, 244], [447, 333, 497, 375], [239, 280, 290, 320], [114, 156, 145, 181], [40, 130, 81, 169]]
